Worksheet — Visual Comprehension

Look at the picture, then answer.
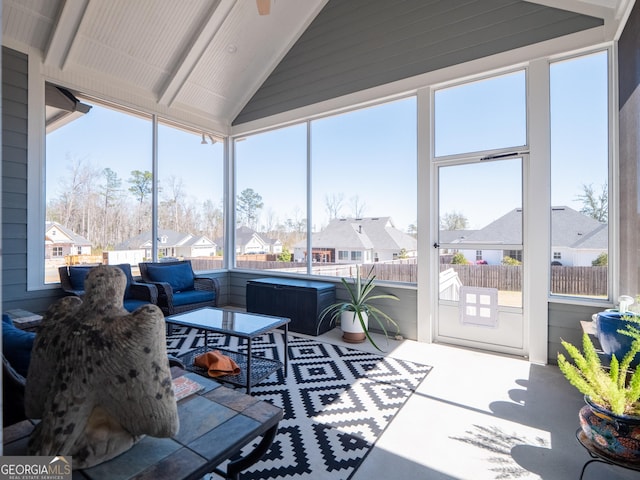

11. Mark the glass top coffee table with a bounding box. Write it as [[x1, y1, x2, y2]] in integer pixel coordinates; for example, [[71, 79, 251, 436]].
[[168, 307, 290, 394]]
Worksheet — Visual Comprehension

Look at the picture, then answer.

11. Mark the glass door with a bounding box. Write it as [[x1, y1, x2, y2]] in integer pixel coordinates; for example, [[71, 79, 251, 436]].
[[435, 156, 526, 355]]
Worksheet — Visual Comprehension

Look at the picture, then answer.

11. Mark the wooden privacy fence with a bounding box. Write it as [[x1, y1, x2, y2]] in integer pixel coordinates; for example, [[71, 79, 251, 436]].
[[439, 264, 522, 291], [438, 264, 607, 296], [187, 257, 607, 296], [550, 265, 608, 296]]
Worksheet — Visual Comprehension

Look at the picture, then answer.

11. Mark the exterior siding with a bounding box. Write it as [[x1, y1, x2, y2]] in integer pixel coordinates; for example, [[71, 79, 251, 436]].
[[234, 0, 602, 125], [2, 47, 62, 314], [618, 0, 640, 297]]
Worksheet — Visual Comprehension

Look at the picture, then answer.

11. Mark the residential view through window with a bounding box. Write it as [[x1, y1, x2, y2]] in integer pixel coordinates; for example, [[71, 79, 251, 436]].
[[234, 123, 307, 270], [44, 50, 609, 297], [550, 51, 609, 299], [45, 93, 224, 282], [433, 52, 610, 303], [234, 98, 417, 283], [435, 71, 526, 308]]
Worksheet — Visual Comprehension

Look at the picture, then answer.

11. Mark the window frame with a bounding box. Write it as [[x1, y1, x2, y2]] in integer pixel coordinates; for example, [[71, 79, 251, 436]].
[[548, 48, 615, 303], [30, 81, 226, 290]]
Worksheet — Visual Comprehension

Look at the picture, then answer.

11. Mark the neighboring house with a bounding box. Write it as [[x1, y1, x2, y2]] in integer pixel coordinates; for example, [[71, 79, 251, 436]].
[[294, 217, 417, 263], [447, 206, 607, 266], [45, 221, 92, 260], [113, 229, 217, 263], [219, 226, 282, 255]]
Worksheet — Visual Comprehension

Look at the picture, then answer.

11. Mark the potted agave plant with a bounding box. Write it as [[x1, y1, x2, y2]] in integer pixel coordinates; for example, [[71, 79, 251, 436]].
[[319, 266, 399, 351], [557, 324, 640, 463]]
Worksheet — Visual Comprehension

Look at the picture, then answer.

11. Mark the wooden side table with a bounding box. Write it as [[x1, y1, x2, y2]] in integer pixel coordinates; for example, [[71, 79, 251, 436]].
[[5, 308, 43, 331], [3, 371, 283, 480], [576, 429, 640, 479]]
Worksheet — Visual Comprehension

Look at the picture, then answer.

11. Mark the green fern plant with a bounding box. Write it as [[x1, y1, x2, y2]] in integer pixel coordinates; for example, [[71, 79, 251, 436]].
[[557, 325, 640, 416]]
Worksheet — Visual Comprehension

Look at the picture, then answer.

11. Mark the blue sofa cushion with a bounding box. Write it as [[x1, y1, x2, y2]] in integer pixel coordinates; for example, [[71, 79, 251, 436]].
[[68, 266, 93, 291], [2, 314, 35, 377], [123, 299, 149, 312], [145, 263, 194, 292], [172, 290, 214, 307], [115, 264, 133, 298]]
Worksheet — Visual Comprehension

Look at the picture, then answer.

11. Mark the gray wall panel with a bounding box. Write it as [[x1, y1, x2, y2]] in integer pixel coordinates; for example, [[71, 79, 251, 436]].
[[234, 0, 603, 125], [548, 302, 602, 364], [2, 47, 65, 314]]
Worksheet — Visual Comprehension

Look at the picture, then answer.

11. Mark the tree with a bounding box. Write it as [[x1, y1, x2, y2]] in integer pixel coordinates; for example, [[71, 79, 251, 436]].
[[160, 175, 186, 231], [325, 193, 344, 220], [502, 255, 521, 266], [350, 195, 366, 218], [440, 211, 469, 230], [278, 246, 292, 262], [592, 252, 608, 266], [128, 170, 153, 205], [451, 252, 469, 264], [100, 167, 122, 248], [202, 199, 223, 240], [237, 188, 263, 229], [576, 183, 608, 222], [128, 170, 153, 233]]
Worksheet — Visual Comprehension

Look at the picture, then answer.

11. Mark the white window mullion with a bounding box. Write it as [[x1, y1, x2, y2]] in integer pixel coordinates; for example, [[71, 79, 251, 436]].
[[527, 58, 551, 364]]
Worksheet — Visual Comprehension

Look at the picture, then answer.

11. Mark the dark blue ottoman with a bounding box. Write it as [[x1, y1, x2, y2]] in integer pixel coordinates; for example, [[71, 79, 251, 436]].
[[246, 278, 336, 336]]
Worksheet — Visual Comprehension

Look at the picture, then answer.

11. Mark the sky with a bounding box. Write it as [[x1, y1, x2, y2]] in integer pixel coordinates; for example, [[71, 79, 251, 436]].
[[46, 50, 608, 235]]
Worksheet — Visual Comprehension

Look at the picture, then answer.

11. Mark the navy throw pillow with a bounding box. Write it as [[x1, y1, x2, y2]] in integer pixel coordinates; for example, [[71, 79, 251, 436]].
[[115, 264, 133, 298], [2, 314, 35, 377], [145, 262, 194, 292], [68, 266, 93, 291]]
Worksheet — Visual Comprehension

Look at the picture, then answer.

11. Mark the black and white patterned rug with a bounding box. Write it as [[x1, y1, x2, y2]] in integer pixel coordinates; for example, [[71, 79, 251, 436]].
[[166, 327, 432, 480]]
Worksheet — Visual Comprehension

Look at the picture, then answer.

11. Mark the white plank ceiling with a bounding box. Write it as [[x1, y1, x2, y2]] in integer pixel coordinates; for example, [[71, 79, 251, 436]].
[[1, 0, 632, 134]]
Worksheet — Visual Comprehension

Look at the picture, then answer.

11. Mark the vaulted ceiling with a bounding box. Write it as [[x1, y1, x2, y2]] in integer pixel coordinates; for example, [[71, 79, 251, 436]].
[[2, 0, 633, 134]]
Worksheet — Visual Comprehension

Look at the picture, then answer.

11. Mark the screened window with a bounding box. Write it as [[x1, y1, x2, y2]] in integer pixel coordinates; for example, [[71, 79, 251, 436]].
[[233, 97, 417, 284], [45, 94, 224, 283], [434, 71, 526, 157], [157, 121, 223, 269], [550, 51, 609, 299], [235, 124, 307, 271], [311, 98, 417, 281], [46, 100, 152, 282]]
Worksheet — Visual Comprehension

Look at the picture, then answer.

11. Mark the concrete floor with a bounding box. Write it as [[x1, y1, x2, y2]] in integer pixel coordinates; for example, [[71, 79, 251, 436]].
[[312, 328, 639, 480]]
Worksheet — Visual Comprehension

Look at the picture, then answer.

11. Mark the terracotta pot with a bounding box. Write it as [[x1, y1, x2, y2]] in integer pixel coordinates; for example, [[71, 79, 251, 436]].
[[340, 311, 368, 343], [579, 395, 640, 463]]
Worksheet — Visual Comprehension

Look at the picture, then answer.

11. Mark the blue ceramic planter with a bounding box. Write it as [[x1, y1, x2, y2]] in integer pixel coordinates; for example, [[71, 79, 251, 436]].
[[595, 311, 640, 366], [579, 395, 640, 463]]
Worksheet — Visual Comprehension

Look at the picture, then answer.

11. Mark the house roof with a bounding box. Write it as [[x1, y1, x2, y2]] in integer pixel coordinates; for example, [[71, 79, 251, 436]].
[[45, 221, 92, 246], [451, 206, 607, 249], [301, 217, 417, 252], [3, 0, 627, 131], [115, 229, 215, 250], [215, 226, 278, 249]]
